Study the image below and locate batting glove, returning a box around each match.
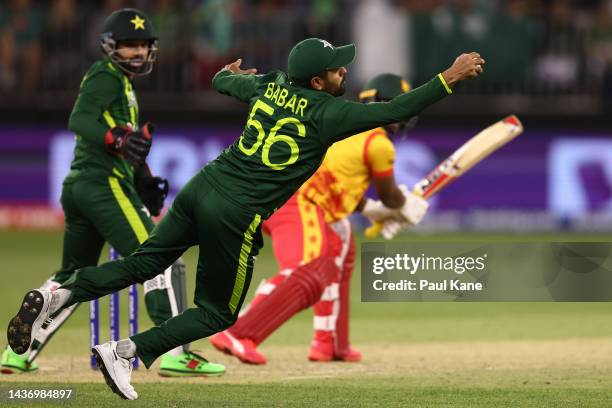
[360,198,398,222]
[397,184,429,225]
[381,218,407,240]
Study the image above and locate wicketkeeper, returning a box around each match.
[1,8,224,377]
[7,36,484,399]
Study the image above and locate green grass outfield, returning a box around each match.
[1,230,611,407]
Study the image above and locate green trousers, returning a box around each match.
[56,176,178,326]
[61,172,263,368]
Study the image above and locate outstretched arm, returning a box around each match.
[321,52,485,144]
[212,58,259,102]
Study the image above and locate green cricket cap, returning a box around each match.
[288,38,356,82]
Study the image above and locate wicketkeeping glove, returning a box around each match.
[134,163,169,217]
[104,122,155,166]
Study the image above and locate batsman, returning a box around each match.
[7,36,484,399]
[1,8,224,377]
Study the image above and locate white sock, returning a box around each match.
[166,346,183,357]
[49,288,71,314]
[116,338,137,359]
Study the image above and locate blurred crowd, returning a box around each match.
[0,0,350,93]
[3,0,612,97]
[401,0,612,93]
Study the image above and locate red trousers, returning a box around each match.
[244,194,355,356]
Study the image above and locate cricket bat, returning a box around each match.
[365,115,524,238]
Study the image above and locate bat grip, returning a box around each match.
[365,186,425,239]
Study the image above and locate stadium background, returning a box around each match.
[1,0,612,406]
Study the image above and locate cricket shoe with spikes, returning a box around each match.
[6,290,52,355]
[158,350,226,377]
[1,346,38,374]
[91,341,138,400]
[308,346,362,362]
[209,331,267,365]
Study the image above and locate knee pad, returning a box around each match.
[323,224,343,259]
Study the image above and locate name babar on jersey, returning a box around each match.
[263,83,308,117]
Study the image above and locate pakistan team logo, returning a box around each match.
[319,39,333,49]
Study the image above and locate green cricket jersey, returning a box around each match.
[204,69,451,218]
[64,58,140,184]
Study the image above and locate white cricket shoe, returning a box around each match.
[6,289,52,355]
[92,341,138,400]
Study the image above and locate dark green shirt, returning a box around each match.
[203,69,450,218]
[64,58,140,184]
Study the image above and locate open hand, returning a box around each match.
[224,58,257,75]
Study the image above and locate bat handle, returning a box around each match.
[365,222,383,238]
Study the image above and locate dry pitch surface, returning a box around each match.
[1,338,611,407]
[2,338,610,386]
